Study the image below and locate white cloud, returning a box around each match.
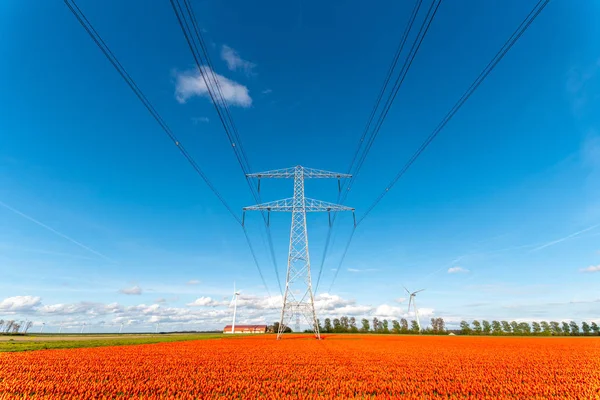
[347,268,379,273]
[221,45,256,74]
[155,298,167,304]
[0,296,41,312]
[39,302,123,316]
[448,266,469,274]
[174,67,252,107]
[395,297,407,303]
[191,117,209,124]
[187,279,201,285]
[119,286,142,295]
[262,89,272,94]
[581,264,600,273]
[186,296,221,307]
[374,304,407,318]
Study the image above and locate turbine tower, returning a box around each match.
[404,287,425,331]
[244,165,354,339]
[230,282,240,334]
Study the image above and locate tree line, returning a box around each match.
[0,319,33,335]
[299,316,448,334]
[279,316,600,336]
[459,320,600,336]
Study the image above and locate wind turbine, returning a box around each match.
[39,322,46,334]
[58,322,64,334]
[155,322,160,334]
[230,282,241,334]
[404,286,425,331]
[80,322,86,334]
[119,322,124,334]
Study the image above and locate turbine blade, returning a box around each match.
[414,289,425,294]
[407,296,412,313]
[403,285,411,295]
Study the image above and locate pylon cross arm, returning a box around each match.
[246,166,351,179]
[244,198,354,212]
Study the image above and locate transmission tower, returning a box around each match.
[244,165,354,339]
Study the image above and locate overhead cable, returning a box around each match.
[171,0,283,295]
[328,0,551,291]
[315,0,439,294]
[64,0,273,297]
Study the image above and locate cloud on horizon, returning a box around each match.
[186,296,222,307]
[118,286,142,295]
[448,266,469,274]
[174,67,252,107]
[0,296,41,313]
[347,268,379,273]
[581,264,600,273]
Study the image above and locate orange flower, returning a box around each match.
[1,335,599,399]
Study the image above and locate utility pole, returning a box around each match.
[244,166,354,339]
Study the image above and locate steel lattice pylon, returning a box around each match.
[244,165,354,339]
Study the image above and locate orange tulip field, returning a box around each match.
[1,335,599,399]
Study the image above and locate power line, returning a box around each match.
[314,0,439,294]
[342,0,426,190]
[170,0,283,295]
[358,0,550,225]
[344,0,442,201]
[328,0,551,291]
[64,0,273,297]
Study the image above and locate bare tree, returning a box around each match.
[24,321,33,334]
[340,316,349,332]
[372,317,379,333]
[5,320,15,334]
[431,318,438,333]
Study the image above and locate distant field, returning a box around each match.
[1,335,599,398]
[0,333,224,352]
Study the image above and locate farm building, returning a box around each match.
[223,325,267,334]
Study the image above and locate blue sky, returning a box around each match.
[1,0,599,332]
